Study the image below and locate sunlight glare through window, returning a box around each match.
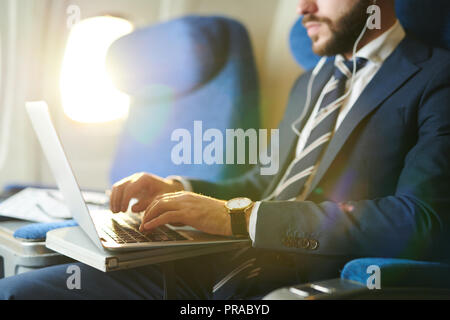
[60,16,133,123]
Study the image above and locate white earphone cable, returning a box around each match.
[263,9,372,202]
[291,15,370,139]
[291,56,327,137]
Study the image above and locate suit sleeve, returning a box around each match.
[253,63,450,260]
[187,165,273,201]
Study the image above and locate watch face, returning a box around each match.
[227,198,252,210]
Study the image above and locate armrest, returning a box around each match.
[264,258,450,300]
[13,220,78,242]
[342,258,450,289]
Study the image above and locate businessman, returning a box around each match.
[1,0,449,299]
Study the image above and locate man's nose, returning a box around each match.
[297,0,318,16]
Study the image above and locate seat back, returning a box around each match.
[107,16,260,184]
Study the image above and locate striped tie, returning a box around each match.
[274,57,368,201]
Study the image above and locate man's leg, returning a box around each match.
[0,249,309,300]
[212,249,302,300]
[0,255,217,300]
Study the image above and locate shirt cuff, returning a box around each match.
[249,201,261,242]
[166,176,193,192]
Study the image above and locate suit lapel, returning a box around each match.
[263,61,334,199]
[305,37,426,198]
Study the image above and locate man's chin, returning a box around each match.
[311,36,340,57]
[309,34,331,56]
[311,42,328,57]
[309,31,334,56]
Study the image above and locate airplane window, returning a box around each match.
[60,16,133,123]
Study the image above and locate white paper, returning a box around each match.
[0,188,109,223]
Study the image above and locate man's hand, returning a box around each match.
[110,173,184,213]
[139,192,232,237]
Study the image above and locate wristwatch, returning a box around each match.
[225,197,253,237]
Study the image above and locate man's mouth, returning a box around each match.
[304,22,322,37]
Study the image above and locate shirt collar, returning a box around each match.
[336,20,406,65]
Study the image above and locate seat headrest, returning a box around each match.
[107,15,228,97]
[290,0,450,69]
[395,0,450,50]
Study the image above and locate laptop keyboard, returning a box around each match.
[100,214,187,244]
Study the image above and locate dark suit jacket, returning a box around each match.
[188,35,450,262]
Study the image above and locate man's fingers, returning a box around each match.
[131,201,150,213]
[109,189,116,212]
[140,198,170,229]
[132,191,186,214]
[110,182,127,213]
[140,196,183,231]
[113,186,126,213]
[120,183,140,212]
[142,211,182,232]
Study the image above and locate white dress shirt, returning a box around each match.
[249,21,406,242]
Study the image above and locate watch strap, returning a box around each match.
[230,212,248,237]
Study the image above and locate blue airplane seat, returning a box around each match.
[288,0,450,294]
[107,15,260,185]
[395,0,450,50]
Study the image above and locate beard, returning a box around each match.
[304,0,371,56]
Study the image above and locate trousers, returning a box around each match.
[0,248,308,300]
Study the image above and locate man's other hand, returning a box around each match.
[139,192,232,237]
[109,173,184,213]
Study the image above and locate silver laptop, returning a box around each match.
[25,101,246,251]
